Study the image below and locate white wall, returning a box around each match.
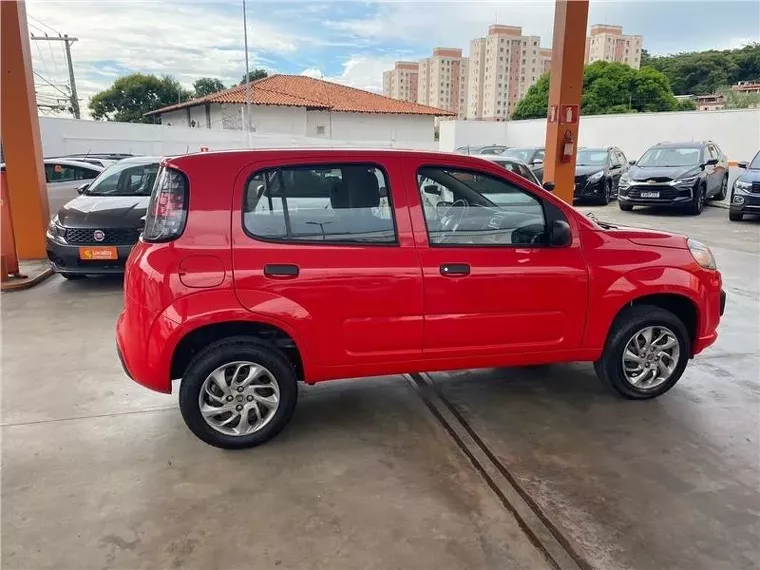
[38,116,437,158]
[157,104,435,146]
[440,109,760,161]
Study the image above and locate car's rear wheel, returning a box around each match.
[594,305,690,399]
[179,337,298,449]
[60,273,86,280]
[619,202,634,211]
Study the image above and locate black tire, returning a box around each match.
[179,336,298,449]
[686,184,705,215]
[712,175,728,201]
[729,211,744,222]
[619,202,634,212]
[60,273,86,280]
[594,305,690,400]
[599,179,610,205]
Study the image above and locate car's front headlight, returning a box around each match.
[588,171,604,183]
[47,216,66,240]
[734,179,752,194]
[673,174,699,186]
[688,238,717,270]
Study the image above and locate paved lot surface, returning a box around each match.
[2,204,758,569]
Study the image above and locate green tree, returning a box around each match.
[512,61,678,120]
[90,74,192,123]
[193,77,226,97]
[643,43,760,95]
[240,69,268,85]
[677,99,697,111]
[511,74,551,120]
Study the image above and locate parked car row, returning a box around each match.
[458,140,758,222]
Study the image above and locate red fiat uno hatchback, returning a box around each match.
[117,150,725,449]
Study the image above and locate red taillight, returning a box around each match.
[143,167,188,242]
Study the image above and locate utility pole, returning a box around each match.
[242,0,252,144]
[30,34,80,119]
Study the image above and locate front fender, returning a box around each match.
[139,289,312,393]
[584,265,705,352]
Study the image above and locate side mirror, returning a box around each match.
[423,184,442,196]
[76,183,89,194]
[532,159,544,166]
[628,160,636,166]
[705,158,719,166]
[550,219,572,247]
[542,181,555,192]
[738,161,748,169]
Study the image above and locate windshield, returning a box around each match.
[576,150,608,166]
[637,147,701,168]
[749,152,760,170]
[502,148,535,162]
[85,161,160,196]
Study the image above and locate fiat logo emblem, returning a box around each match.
[93,230,105,242]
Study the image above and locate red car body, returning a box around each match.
[117,149,723,396]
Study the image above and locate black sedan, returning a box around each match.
[573,147,629,205]
[501,147,545,181]
[730,151,760,221]
[46,156,160,279]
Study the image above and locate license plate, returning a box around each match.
[641,191,660,198]
[79,246,118,260]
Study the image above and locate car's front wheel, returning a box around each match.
[686,183,706,215]
[594,305,690,399]
[713,175,728,201]
[599,179,611,205]
[619,202,634,211]
[729,211,744,221]
[179,337,298,449]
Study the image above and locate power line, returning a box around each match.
[28,15,61,36]
[30,35,80,119]
[33,70,70,97]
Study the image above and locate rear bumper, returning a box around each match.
[116,307,177,394]
[46,237,134,274]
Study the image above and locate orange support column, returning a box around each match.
[543,0,589,204]
[1,0,50,259]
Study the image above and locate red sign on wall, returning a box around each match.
[560,104,579,125]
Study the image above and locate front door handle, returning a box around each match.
[264,264,299,278]
[440,263,470,277]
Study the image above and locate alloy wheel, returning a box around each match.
[621,326,681,390]
[198,361,280,436]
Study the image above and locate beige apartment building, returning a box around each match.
[382,61,419,102]
[585,25,643,69]
[466,25,545,121]
[417,48,468,118]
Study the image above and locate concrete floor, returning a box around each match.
[2,204,758,569]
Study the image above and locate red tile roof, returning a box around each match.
[146,74,454,117]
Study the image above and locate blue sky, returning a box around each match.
[27,0,760,114]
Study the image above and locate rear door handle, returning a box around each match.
[440,263,470,277]
[264,264,299,278]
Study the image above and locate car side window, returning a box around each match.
[609,151,621,167]
[243,164,396,244]
[616,151,628,165]
[707,145,719,161]
[417,166,547,247]
[78,166,99,180]
[534,149,545,163]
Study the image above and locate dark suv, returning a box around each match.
[618,141,729,215]
[729,151,760,221]
[573,147,629,205]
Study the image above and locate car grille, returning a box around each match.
[65,227,141,245]
[575,175,588,187]
[751,181,760,193]
[627,185,680,200]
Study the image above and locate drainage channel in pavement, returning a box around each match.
[406,372,593,570]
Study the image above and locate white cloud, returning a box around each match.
[302,55,396,93]
[27,0,302,114]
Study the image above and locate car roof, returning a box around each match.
[470,154,530,166]
[43,158,104,170]
[652,142,704,148]
[113,156,163,164]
